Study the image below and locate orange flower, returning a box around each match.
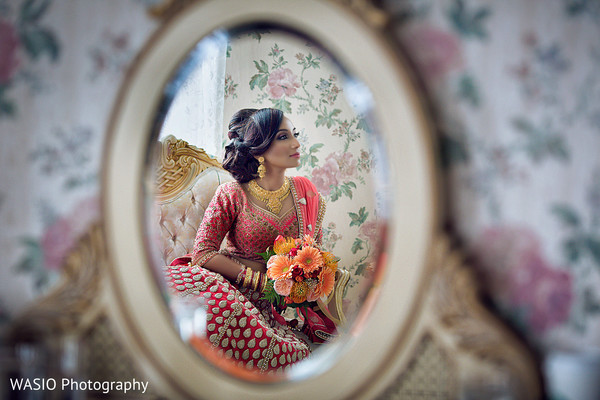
[314,268,336,298]
[289,281,309,303]
[322,251,339,272]
[274,278,294,296]
[293,246,323,273]
[302,234,316,247]
[273,236,296,255]
[267,255,293,280]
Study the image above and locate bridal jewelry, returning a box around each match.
[257,156,266,179]
[248,177,290,214]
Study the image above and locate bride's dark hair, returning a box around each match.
[222,107,284,183]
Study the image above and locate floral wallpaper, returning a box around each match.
[0,0,599,373]
[0,0,156,333]
[387,0,600,353]
[223,31,381,320]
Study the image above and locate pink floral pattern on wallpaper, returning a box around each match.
[42,197,100,271]
[311,151,358,200]
[474,226,573,335]
[267,68,301,98]
[400,24,463,82]
[16,196,100,289]
[0,19,20,85]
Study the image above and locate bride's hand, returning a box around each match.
[233,256,266,273]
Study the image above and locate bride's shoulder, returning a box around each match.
[215,180,244,196]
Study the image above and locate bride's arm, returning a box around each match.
[203,255,266,282]
[190,183,266,281]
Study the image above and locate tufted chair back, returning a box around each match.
[153,135,233,266]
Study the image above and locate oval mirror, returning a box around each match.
[148,24,387,379]
[103,0,437,398]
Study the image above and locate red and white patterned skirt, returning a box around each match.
[163,264,311,373]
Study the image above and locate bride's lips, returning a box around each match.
[290,152,300,158]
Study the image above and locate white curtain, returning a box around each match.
[159,32,227,160]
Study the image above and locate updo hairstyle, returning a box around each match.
[222,108,284,183]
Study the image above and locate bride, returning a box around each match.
[164,107,340,373]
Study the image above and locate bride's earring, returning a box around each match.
[257,156,266,179]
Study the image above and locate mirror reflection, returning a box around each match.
[146,26,388,378]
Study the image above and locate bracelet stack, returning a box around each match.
[236,266,267,293]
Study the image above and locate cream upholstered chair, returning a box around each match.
[153,135,233,266]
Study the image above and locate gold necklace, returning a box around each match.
[248,178,290,214]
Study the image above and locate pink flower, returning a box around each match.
[473,226,573,334]
[509,249,573,333]
[311,158,340,195]
[311,152,357,195]
[41,196,100,271]
[401,24,462,81]
[333,152,357,181]
[358,220,380,242]
[274,279,294,296]
[0,19,20,85]
[41,217,74,271]
[267,68,300,98]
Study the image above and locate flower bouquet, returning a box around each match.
[260,235,339,308]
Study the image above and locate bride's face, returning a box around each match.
[261,117,301,172]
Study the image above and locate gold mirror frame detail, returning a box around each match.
[8,0,542,399]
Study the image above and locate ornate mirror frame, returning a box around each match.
[104,1,436,398]
[8,0,541,399]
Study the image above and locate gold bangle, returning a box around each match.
[235,266,245,285]
[252,271,261,291]
[260,274,268,293]
[243,267,253,288]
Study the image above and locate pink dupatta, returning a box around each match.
[292,176,320,238]
[292,176,338,343]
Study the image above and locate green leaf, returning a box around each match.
[356,117,370,132]
[329,186,341,202]
[0,96,16,117]
[20,27,60,61]
[584,237,600,267]
[512,117,570,163]
[458,74,481,107]
[563,238,581,263]
[355,262,368,276]
[254,60,269,74]
[440,134,469,168]
[341,183,354,199]
[309,155,318,168]
[303,53,321,69]
[583,288,600,314]
[348,207,369,227]
[448,0,491,40]
[309,143,324,153]
[20,0,51,24]
[270,98,292,114]
[257,247,275,262]
[15,238,43,273]
[551,204,580,228]
[261,279,285,307]
[351,238,364,254]
[249,73,268,91]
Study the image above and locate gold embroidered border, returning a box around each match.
[288,177,304,239]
